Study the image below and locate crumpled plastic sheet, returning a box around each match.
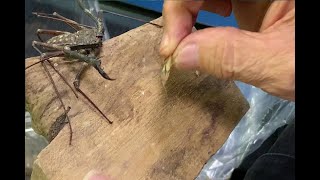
[83,0,110,40]
[196,81,295,180]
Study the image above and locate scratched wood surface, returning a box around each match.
[26,18,249,180]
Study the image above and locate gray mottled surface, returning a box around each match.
[25,112,48,178]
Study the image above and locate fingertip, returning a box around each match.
[84,170,110,180]
[160,1,201,58]
[159,26,195,58]
[159,33,171,57]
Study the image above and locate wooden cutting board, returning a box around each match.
[26,17,249,180]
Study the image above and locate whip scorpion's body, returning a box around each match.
[27,0,114,144]
[27,0,163,144]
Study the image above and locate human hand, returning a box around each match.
[159,0,295,101]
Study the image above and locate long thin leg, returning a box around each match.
[46,59,79,99]
[32,43,73,145]
[26,50,64,69]
[30,41,114,81]
[32,41,100,54]
[26,41,101,70]
[25,50,78,98]
[32,41,113,123]
[36,29,69,42]
[32,40,64,52]
[73,63,113,124]
[53,12,87,31]
[32,12,94,30]
[102,10,163,28]
[41,61,73,145]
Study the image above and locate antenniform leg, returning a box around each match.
[36,29,69,42]
[32,12,91,30]
[32,41,73,145]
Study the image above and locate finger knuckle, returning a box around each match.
[210,27,239,79]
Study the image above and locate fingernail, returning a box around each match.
[175,44,199,70]
[159,33,170,55]
[84,170,109,180]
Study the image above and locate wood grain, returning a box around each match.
[26,17,249,180]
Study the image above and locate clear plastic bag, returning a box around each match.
[197,81,295,180]
[78,0,110,40]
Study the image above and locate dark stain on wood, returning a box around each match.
[108,93,134,122]
[48,110,70,142]
[150,148,186,179]
[200,109,219,146]
[205,101,225,121]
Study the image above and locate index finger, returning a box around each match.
[159,0,232,57]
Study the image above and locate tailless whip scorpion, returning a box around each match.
[26,0,163,145]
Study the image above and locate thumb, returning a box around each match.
[172,25,294,100]
[173,27,266,83]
